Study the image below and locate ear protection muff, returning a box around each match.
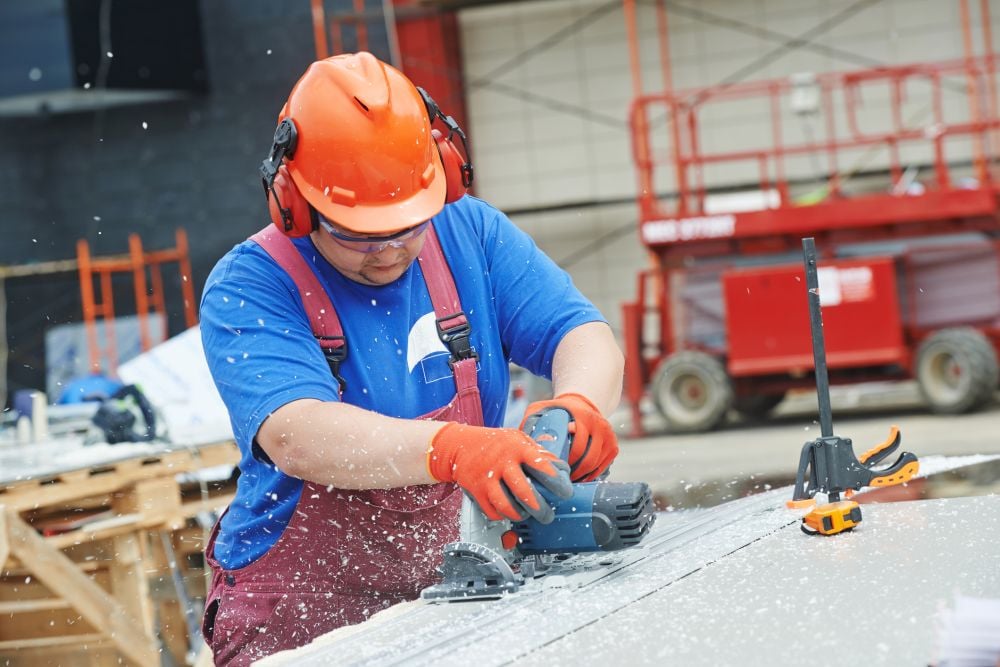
[433,129,472,205]
[260,119,315,238]
[260,89,474,238]
[417,87,475,203]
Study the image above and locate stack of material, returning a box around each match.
[934,596,1000,667]
[0,439,238,666]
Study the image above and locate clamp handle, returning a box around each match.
[866,453,920,487]
[858,425,901,465]
[857,426,919,487]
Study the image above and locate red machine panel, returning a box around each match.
[722,257,906,377]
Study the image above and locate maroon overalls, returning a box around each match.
[202,226,483,666]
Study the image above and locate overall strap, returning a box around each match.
[417,225,478,369]
[249,224,478,401]
[250,227,347,396]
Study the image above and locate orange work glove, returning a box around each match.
[427,423,573,523]
[519,393,619,482]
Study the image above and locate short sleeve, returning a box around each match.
[199,244,341,449]
[476,202,605,378]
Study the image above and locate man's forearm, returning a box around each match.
[549,321,624,414]
[256,398,446,489]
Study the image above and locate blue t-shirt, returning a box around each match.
[200,196,604,568]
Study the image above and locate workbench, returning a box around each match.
[0,437,239,666]
[260,455,1000,667]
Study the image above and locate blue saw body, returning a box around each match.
[514,408,654,555]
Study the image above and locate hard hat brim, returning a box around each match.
[289,152,448,236]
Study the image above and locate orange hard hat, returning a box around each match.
[280,52,446,235]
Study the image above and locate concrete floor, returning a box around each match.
[607,381,1000,509]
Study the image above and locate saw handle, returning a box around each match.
[521,407,573,463]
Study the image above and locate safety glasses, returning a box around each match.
[317,215,430,254]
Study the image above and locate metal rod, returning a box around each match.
[981,0,1000,175]
[959,0,988,183]
[382,0,401,69]
[802,237,833,438]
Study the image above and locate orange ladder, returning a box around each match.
[76,228,197,374]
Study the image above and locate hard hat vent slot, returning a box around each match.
[354,97,370,113]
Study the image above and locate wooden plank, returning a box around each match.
[3,508,158,667]
[0,510,8,568]
[158,597,191,666]
[0,633,119,667]
[44,513,148,550]
[110,479,178,638]
[1,476,124,513]
[113,477,181,516]
[0,645,119,667]
[0,442,237,665]
[0,598,71,613]
[2,559,102,578]
[110,532,155,638]
[0,607,100,643]
[0,479,39,496]
[174,492,235,521]
[188,441,242,467]
[0,442,239,513]
[0,632,105,650]
[55,470,92,485]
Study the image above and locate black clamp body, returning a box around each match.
[791,428,918,502]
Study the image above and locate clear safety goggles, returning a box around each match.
[317,215,430,254]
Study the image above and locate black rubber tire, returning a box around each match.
[732,393,785,421]
[915,327,999,414]
[651,351,733,433]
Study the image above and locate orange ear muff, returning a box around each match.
[433,129,470,204]
[267,165,315,237]
[418,87,474,205]
[261,119,315,237]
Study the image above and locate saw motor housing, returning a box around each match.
[513,478,654,555]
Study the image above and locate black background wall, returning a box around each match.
[0,2,341,407]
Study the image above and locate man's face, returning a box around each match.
[311,215,429,286]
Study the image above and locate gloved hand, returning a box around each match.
[427,423,573,523]
[519,393,619,482]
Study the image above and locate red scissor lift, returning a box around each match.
[621,0,1000,435]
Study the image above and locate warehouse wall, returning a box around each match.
[1,0,996,405]
[458,0,1000,333]
[0,2,323,404]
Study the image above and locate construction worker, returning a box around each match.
[199,51,622,666]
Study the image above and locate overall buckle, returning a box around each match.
[436,313,478,369]
[318,335,348,394]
